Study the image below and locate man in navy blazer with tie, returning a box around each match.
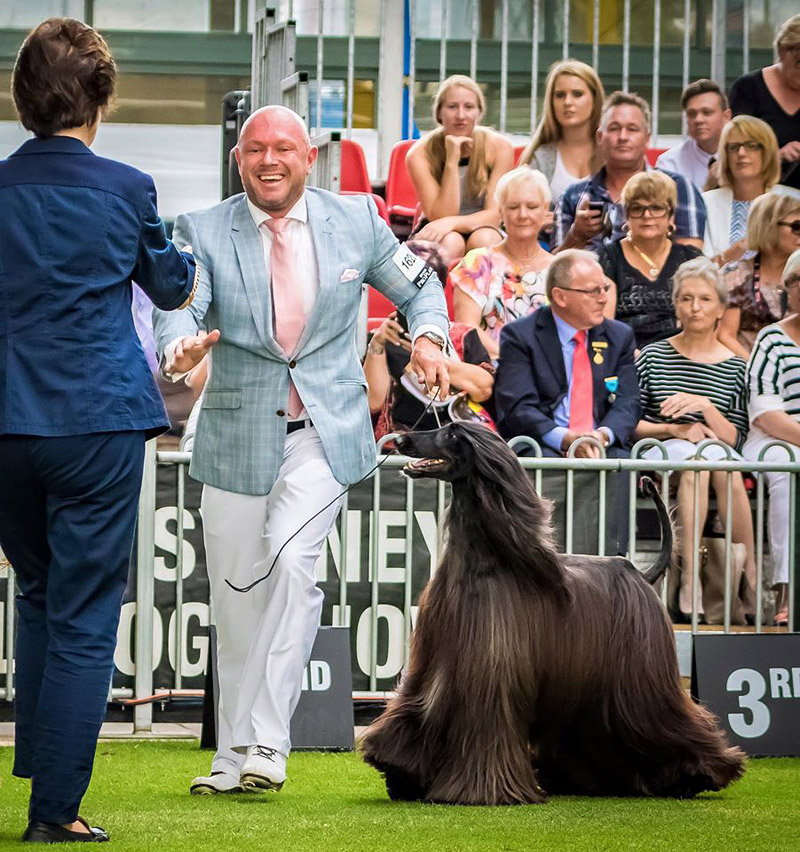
[494,250,640,550]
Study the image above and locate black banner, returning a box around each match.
[692,634,800,756]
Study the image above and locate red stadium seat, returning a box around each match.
[341,190,391,225]
[646,147,668,166]
[367,288,396,322]
[367,255,456,327]
[340,139,372,193]
[385,139,418,223]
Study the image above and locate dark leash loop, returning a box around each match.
[224,383,443,593]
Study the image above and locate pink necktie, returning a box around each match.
[569,330,594,432]
[263,217,305,418]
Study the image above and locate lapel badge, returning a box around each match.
[591,341,608,365]
[604,375,619,403]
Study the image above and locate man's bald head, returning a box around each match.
[239,105,311,149]
[234,105,317,217]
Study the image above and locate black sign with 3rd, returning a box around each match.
[692,634,800,756]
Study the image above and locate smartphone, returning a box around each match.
[587,200,605,215]
[396,312,412,339]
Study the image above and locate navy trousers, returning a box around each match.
[0,432,145,825]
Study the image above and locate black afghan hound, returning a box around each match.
[360,422,745,806]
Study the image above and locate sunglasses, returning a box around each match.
[725,140,763,154]
[779,219,800,236]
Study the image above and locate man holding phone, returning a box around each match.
[553,91,705,253]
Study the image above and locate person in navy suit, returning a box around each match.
[0,19,196,844]
[494,249,640,551]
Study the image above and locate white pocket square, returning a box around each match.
[339,268,362,282]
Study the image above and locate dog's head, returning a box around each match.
[396,422,524,485]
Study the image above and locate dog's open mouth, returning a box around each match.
[403,457,449,478]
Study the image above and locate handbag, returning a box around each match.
[700,536,747,626]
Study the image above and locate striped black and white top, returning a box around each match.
[746,323,800,422]
[636,339,749,451]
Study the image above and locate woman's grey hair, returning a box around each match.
[494,166,552,208]
[672,256,728,305]
[784,248,800,285]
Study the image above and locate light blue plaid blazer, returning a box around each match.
[153,188,449,495]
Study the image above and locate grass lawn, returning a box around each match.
[0,742,798,851]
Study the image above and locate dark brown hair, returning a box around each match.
[12,18,116,138]
[680,78,728,112]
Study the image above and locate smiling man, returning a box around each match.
[656,80,732,193]
[152,105,449,797]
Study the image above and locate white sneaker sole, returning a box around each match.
[240,773,285,792]
[190,781,253,795]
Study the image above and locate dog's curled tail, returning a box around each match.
[640,476,673,586]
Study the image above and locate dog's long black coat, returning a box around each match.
[360,423,745,805]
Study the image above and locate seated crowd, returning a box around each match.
[364,18,800,628]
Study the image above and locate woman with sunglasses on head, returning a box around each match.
[702,116,780,265]
[407,74,514,263]
[718,188,800,360]
[743,249,800,628]
[596,171,701,350]
[728,14,800,190]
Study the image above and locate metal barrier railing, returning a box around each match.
[308,130,342,193]
[1,436,797,729]
[282,70,310,126]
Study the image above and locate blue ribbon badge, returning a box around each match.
[604,376,619,403]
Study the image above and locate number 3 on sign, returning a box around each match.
[726,668,770,738]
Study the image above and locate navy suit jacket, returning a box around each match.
[495,306,641,450]
[0,136,196,437]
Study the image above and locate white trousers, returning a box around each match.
[743,427,798,587]
[200,427,344,775]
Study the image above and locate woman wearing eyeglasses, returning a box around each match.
[596,171,701,349]
[743,249,800,627]
[718,188,800,360]
[635,257,756,624]
[728,15,800,190]
[702,116,780,265]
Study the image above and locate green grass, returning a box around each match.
[0,742,798,851]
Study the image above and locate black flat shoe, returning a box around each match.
[22,817,109,843]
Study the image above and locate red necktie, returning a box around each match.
[263,217,305,418]
[569,330,593,431]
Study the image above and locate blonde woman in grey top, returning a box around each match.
[519,59,605,204]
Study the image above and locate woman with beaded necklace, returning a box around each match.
[597,171,701,349]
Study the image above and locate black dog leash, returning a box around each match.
[225,383,443,594]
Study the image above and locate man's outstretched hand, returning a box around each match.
[170,329,221,374]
